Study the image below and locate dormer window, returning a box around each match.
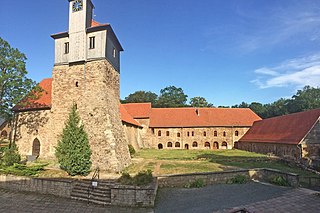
[64,42,69,54]
[89,36,95,49]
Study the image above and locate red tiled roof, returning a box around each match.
[122,103,152,118]
[149,108,261,128]
[13,78,52,111]
[91,20,102,27]
[120,105,142,127]
[239,109,320,145]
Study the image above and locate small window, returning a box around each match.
[113,48,116,58]
[235,130,239,137]
[204,131,207,137]
[75,81,79,87]
[177,133,181,137]
[192,142,198,147]
[205,142,210,148]
[192,131,194,136]
[64,42,69,54]
[214,131,217,137]
[158,144,163,149]
[158,130,161,137]
[175,142,180,147]
[223,131,226,137]
[166,131,170,136]
[167,142,173,148]
[89,36,95,49]
[187,132,190,137]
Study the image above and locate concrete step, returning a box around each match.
[71,196,111,205]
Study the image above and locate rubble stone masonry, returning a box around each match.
[51,59,131,172]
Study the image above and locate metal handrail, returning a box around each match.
[87,167,100,204]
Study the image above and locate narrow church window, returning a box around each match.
[204,131,207,137]
[166,131,169,136]
[158,130,161,137]
[192,142,198,147]
[167,142,172,148]
[89,36,95,49]
[235,130,239,136]
[223,131,226,137]
[214,131,217,137]
[175,142,180,147]
[76,81,79,87]
[177,133,181,137]
[187,132,190,137]
[192,131,194,136]
[64,42,69,54]
[113,48,116,58]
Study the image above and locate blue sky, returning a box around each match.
[1,0,320,106]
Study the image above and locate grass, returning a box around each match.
[125,149,318,178]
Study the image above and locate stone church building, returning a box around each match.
[5,0,262,172]
[238,109,320,169]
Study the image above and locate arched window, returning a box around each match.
[177,133,181,137]
[192,141,198,147]
[222,141,228,149]
[32,138,41,157]
[185,144,189,150]
[175,142,180,147]
[235,130,239,136]
[213,142,219,149]
[192,131,194,136]
[223,131,226,137]
[214,131,217,137]
[158,143,163,149]
[167,142,173,148]
[166,131,170,136]
[203,131,207,137]
[158,130,161,136]
[205,142,210,148]
[187,132,190,137]
[1,130,8,139]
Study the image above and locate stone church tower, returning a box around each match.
[50,0,131,172]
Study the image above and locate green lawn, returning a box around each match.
[125,149,318,178]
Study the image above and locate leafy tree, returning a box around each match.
[190,96,214,107]
[249,102,266,118]
[55,104,92,176]
[157,86,188,107]
[232,102,250,108]
[0,37,36,119]
[123,91,158,105]
[1,143,21,166]
[286,86,320,113]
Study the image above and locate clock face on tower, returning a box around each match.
[72,0,83,12]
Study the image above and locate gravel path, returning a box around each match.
[154,182,291,213]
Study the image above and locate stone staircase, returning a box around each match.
[71,179,115,205]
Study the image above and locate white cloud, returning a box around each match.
[252,54,320,89]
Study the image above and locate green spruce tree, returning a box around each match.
[55,104,92,176]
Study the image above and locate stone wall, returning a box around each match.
[13,110,55,159]
[301,120,320,169]
[158,168,299,188]
[111,179,158,207]
[149,126,250,150]
[0,120,12,142]
[0,175,73,198]
[238,142,300,160]
[122,123,143,150]
[51,59,131,172]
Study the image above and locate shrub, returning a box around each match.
[228,175,248,184]
[269,175,290,186]
[185,179,205,188]
[0,163,46,177]
[55,104,92,176]
[128,144,136,157]
[118,170,153,186]
[1,144,21,166]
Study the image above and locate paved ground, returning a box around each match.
[0,189,153,213]
[0,182,319,212]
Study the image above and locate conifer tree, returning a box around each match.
[55,104,92,176]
